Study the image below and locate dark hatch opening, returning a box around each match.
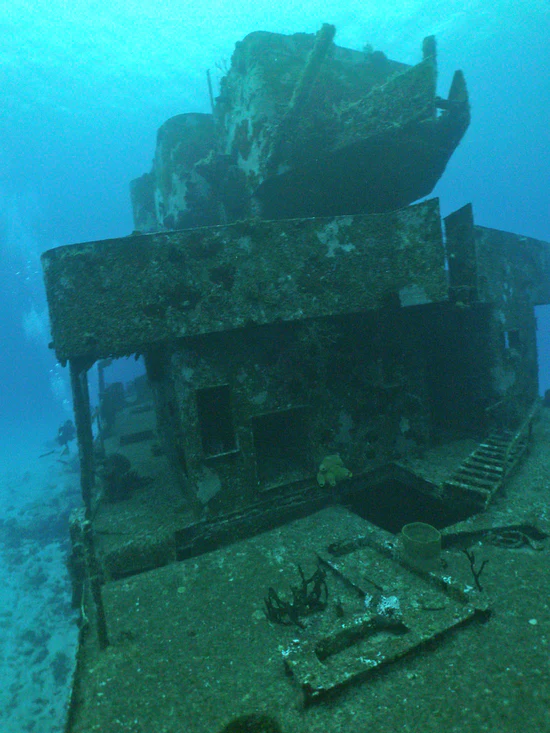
[341,476,473,534]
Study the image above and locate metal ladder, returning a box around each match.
[442,400,540,510]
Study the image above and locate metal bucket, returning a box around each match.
[401,521,441,571]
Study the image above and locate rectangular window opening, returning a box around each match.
[503,329,521,351]
[196,385,237,457]
[252,406,311,488]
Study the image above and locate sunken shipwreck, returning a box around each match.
[41,25,550,733]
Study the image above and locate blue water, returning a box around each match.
[0,1,549,730]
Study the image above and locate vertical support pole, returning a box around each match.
[95,360,110,459]
[97,359,106,398]
[206,68,215,114]
[70,358,95,516]
[69,357,109,648]
[83,518,110,649]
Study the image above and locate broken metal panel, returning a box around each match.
[444,203,478,303]
[444,208,550,423]
[474,225,550,309]
[41,198,447,363]
[474,225,550,411]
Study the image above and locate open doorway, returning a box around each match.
[92,356,149,441]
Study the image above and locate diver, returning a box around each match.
[57,419,76,454]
